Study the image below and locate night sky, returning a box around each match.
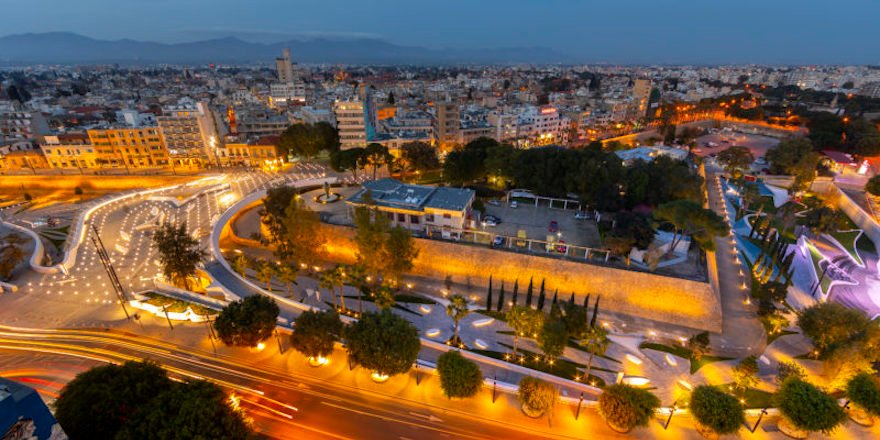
[5,0,880,64]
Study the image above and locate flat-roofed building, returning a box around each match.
[347,178,476,233]
[39,133,98,171]
[87,127,170,169]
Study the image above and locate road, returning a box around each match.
[0,325,629,440]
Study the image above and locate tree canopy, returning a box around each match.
[847,372,880,416]
[775,378,846,433]
[598,384,661,432]
[866,175,880,196]
[436,350,483,399]
[290,309,343,359]
[654,199,729,252]
[55,361,251,440]
[689,385,744,435]
[345,309,420,376]
[797,301,870,354]
[214,295,280,347]
[152,221,205,290]
[517,376,558,415]
[278,122,339,158]
[716,146,755,178]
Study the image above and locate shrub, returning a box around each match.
[517,376,558,416]
[689,385,745,435]
[797,302,869,354]
[775,378,845,433]
[847,372,880,416]
[436,350,482,399]
[776,360,806,385]
[598,384,661,432]
[74,186,83,195]
[214,295,279,347]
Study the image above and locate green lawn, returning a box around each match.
[639,342,733,374]
[830,230,864,266]
[717,383,775,409]
[805,241,831,294]
[142,292,217,315]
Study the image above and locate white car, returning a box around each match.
[487,199,501,206]
[510,201,518,209]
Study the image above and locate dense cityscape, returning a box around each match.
[2,4,880,440]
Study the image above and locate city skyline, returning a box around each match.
[3,0,880,64]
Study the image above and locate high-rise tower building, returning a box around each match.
[276,48,295,84]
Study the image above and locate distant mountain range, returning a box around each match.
[0,32,575,65]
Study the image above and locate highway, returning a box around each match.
[0,325,593,440]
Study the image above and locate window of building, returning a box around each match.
[443,213,452,219]
[425,214,434,223]
[397,213,406,222]
[410,215,420,224]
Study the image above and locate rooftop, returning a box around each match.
[348,178,474,212]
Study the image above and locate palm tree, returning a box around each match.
[319,270,338,310]
[581,325,610,383]
[256,259,275,292]
[329,265,346,311]
[231,253,250,278]
[373,284,396,311]
[446,295,471,345]
[345,264,367,314]
[277,263,298,296]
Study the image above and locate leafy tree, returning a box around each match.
[775,378,846,434]
[803,207,847,235]
[597,384,661,433]
[847,372,880,416]
[382,226,419,285]
[560,302,588,339]
[797,301,869,354]
[214,295,280,347]
[117,380,251,440]
[231,253,250,278]
[260,186,299,241]
[55,361,171,440]
[352,193,389,278]
[276,262,299,295]
[400,142,439,180]
[436,350,483,399]
[330,147,366,179]
[732,355,759,392]
[865,175,880,196]
[581,325,609,382]
[790,152,820,193]
[345,310,420,376]
[654,200,729,253]
[766,137,814,175]
[0,233,26,281]
[279,197,326,267]
[689,385,745,436]
[505,305,544,355]
[373,283,397,311]
[610,211,655,249]
[446,294,471,345]
[290,309,343,359]
[517,376,558,416]
[152,221,205,290]
[688,331,711,361]
[776,360,806,385]
[538,315,568,361]
[364,143,393,180]
[279,123,337,158]
[484,143,518,187]
[716,146,755,178]
[255,258,276,291]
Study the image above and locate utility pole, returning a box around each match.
[91,225,130,320]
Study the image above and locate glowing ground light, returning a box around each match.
[308,356,329,367]
[371,372,389,383]
[256,342,266,352]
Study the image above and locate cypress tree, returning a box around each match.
[590,295,601,328]
[525,276,534,308]
[583,293,590,310]
[569,292,575,306]
[551,288,558,306]
[486,275,494,311]
[536,279,547,311]
[511,279,519,307]
[496,281,506,312]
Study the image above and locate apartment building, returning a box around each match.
[39,133,98,170]
[87,127,170,169]
[334,99,367,149]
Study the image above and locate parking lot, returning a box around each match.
[480,200,602,249]
[693,131,780,165]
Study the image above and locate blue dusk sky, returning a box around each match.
[4,0,880,64]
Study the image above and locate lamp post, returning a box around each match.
[749,408,769,433]
[663,401,678,430]
[492,375,497,403]
[575,392,584,420]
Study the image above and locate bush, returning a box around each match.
[289,309,342,359]
[775,378,845,433]
[866,175,880,196]
[689,385,745,435]
[345,310,420,377]
[517,376,558,416]
[74,186,83,195]
[797,301,869,354]
[847,372,880,416]
[776,360,806,385]
[436,350,483,399]
[214,295,280,347]
[598,384,661,432]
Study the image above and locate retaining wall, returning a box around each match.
[319,224,722,332]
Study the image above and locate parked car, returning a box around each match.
[574,211,590,220]
[483,215,501,227]
[487,199,501,206]
[492,235,505,247]
[555,240,568,254]
[548,220,559,233]
[510,201,518,209]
